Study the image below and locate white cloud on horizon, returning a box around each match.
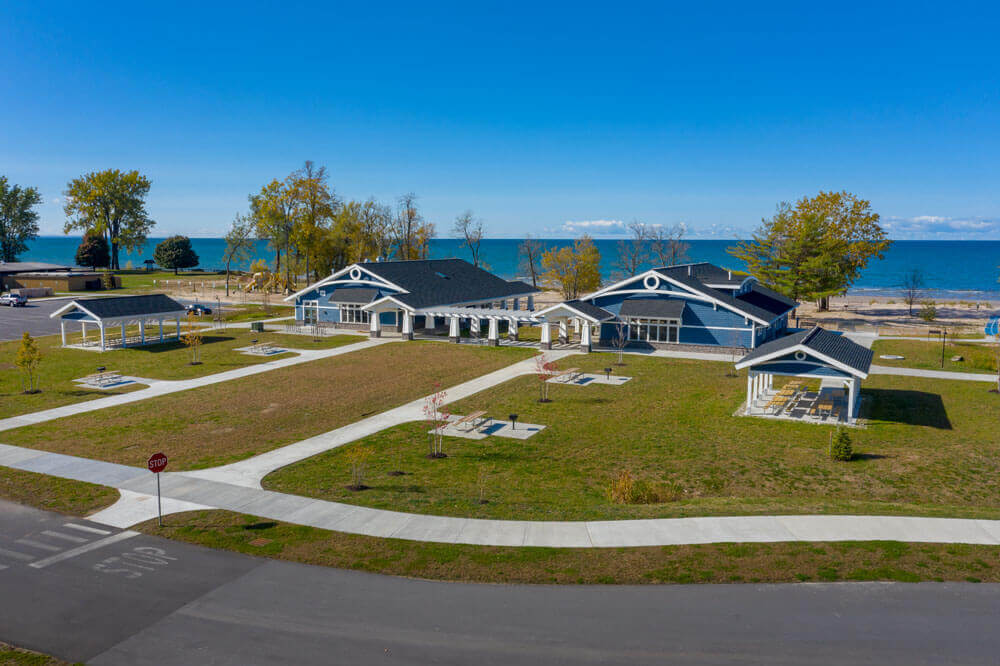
[883,215,1000,238]
[558,219,628,236]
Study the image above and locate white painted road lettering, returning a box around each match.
[94,545,177,578]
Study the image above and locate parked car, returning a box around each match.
[186,302,213,316]
[0,292,27,307]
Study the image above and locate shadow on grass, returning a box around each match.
[125,335,237,353]
[242,521,278,530]
[865,388,953,429]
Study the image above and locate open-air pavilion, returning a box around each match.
[734,326,873,425]
[533,300,616,352]
[51,294,189,351]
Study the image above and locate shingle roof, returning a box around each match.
[735,284,798,318]
[737,326,873,376]
[360,259,539,309]
[0,262,76,274]
[660,271,779,324]
[619,297,686,319]
[657,263,744,287]
[326,287,377,304]
[71,294,187,319]
[560,300,615,321]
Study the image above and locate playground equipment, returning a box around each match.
[242,270,296,295]
[986,315,999,340]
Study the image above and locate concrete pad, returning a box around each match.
[548,373,631,387]
[0,444,46,467]
[522,521,593,547]
[456,519,531,546]
[88,489,213,528]
[435,418,545,441]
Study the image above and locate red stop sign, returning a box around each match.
[147,452,168,474]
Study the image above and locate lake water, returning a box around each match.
[18,236,1000,298]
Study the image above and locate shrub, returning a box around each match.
[830,428,853,461]
[606,469,636,504]
[606,471,683,504]
[918,300,937,322]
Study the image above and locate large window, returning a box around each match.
[338,303,370,324]
[626,318,678,343]
[303,301,318,325]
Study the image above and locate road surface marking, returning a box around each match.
[41,530,88,544]
[29,531,139,569]
[64,523,111,536]
[16,538,61,552]
[0,547,36,562]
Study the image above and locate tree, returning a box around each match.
[901,268,925,317]
[829,428,853,461]
[535,355,559,402]
[919,300,937,323]
[541,235,602,299]
[728,191,890,309]
[453,210,486,267]
[74,230,111,270]
[392,193,435,259]
[249,178,296,285]
[650,223,689,267]
[222,214,256,296]
[614,220,648,279]
[288,161,339,283]
[518,236,544,288]
[14,332,42,393]
[423,385,449,458]
[154,236,199,274]
[345,446,374,491]
[612,320,629,365]
[0,176,42,262]
[63,169,155,270]
[181,313,203,364]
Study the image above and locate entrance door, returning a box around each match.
[303,300,318,325]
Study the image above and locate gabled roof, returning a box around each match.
[619,297,685,319]
[735,284,798,318]
[358,259,539,309]
[325,287,377,304]
[659,271,779,325]
[735,326,873,378]
[51,294,187,320]
[535,300,615,323]
[657,263,745,288]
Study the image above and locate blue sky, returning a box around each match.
[2,1,999,239]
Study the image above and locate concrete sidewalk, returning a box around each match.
[870,365,997,382]
[0,338,394,432]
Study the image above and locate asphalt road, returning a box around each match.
[0,298,72,341]
[2,500,1000,665]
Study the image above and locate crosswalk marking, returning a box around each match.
[16,538,60,552]
[64,523,111,536]
[29,531,139,569]
[41,530,88,544]
[0,547,35,562]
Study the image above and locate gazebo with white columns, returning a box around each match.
[50,294,188,352]
[533,300,616,352]
[734,326,873,424]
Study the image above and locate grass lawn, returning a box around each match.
[265,353,1000,521]
[221,304,294,322]
[114,269,221,290]
[137,510,1000,584]
[0,331,358,419]
[3,342,535,470]
[872,339,999,375]
[0,467,118,516]
[0,642,76,666]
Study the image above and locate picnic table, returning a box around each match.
[80,370,123,387]
[248,341,275,353]
[552,367,582,383]
[766,394,791,414]
[451,410,490,433]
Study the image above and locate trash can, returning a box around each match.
[251,322,264,333]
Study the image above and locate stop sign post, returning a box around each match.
[147,452,168,526]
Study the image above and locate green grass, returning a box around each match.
[872,339,999,375]
[114,269,221,290]
[3,341,535,470]
[0,467,119,516]
[265,353,1000,521]
[136,510,1000,585]
[0,331,358,419]
[0,642,77,666]
[221,304,294,322]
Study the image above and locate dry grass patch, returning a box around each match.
[137,510,1000,585]
[0,467,118,516]
[3,342,534,470]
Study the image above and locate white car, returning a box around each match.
[0,293,27,307]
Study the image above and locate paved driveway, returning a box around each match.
[0,298,74,341]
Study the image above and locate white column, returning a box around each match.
[401,310,413,340]
[81,322,87,342]
[369,311,382,338]
[423,315,437,334]
[470,317,480,338]
[508,319,519,341]
[487,318,500,346]
[580,322,592,352]
[848,378,858,420]
[99,323,106,352]
[159,318,164,342]
[121,321,127,348]
[573,318,581,334]
[558,319,568,344]
[139,320,145,344]
[449,315,461,342]
[540,322,552,350]
[60,320,66,346]
[176,317,181,339]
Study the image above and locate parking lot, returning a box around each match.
[0,298,73,341]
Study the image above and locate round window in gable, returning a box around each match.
[643,274,661,290]
[349,267,362,281]
[794,350,807,361]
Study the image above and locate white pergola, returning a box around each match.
[50,297,188,352]
[533,301,615,352]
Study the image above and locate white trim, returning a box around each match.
[533,302,612,324]
[49,301,101,320]
[363,294,415,313]
[735,345,868,379]
[284,263,408,302]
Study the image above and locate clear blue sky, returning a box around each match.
[2,1,998,239]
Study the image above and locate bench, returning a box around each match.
[80,371,123,387]
[552,367,582,383]
[248,342,275,354]
[451,410,489,433]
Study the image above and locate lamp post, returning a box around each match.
[940,328,947,368]
[509,413,518,431]
[604,367,612,381]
